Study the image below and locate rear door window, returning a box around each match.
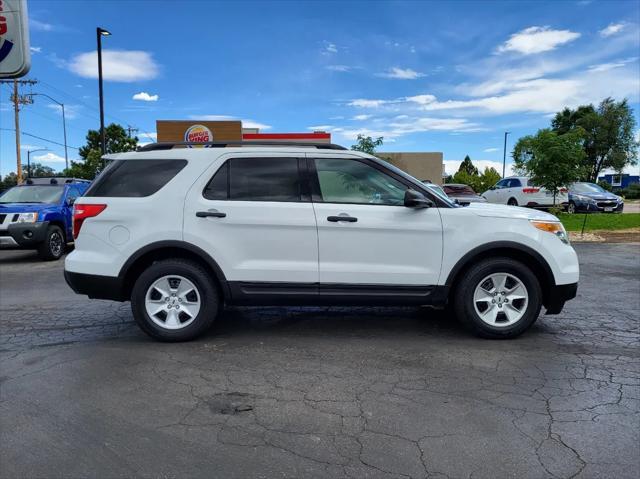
[85,160,187,197]
[203,157,302,202]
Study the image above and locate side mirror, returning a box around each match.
[67,197,76,206]
[489,186,496,190]
[404,189,433,209]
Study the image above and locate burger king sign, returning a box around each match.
[0,0,30,78]
[184,124,213,147]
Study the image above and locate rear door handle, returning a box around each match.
[196,210,226,218]
[327,215,357,223]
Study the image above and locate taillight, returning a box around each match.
[73,203,107,239]
[559,188,568,194]
[522,187,540,194]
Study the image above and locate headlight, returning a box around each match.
[530,220,570,244]
[574,194,594,203]
[16,212,38,223]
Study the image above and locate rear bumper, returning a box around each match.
[544,282,578,315]
[64,270,127,301]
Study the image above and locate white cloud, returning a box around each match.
[33,152,66,163]
[322,41,338,55]
[406,94,437,105]
[326,65,351,72]
[307,125,333,131]
[600,23,626,37]
[30,46,42,54]
[497,26,581,55]
[191,115,271,130]
[588,57,637,72]
[352,114,372,121]
[348,98,392,108]
[132,91,159,102]
[377,67,425,79]
[20,144,43,151]
[483,147,499,153]
[46,103,81,119]
[68,50,159,82]
[30,19,54,32]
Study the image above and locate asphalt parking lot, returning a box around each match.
[1,243,639,479]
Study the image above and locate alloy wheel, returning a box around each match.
[50,232,63,257]
[473,273,528,327]
[145,275,201,330]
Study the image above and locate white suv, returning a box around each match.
[64,142,579,341]
[482,176,569,209]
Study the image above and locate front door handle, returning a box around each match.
[327,215,357,223]
[196,210,226,218]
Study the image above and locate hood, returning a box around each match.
[0,202,58,214]
[570,191,619,200]
[464,202,558,221]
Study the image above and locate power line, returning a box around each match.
[0,128,80,150]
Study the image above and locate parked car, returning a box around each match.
[482,176,569,209]
[0,178,90,260]
[443,184,487,205]
[568,182,624,214]
[64,142,578,341]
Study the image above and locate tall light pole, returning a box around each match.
[28,93,69,171]
[26,148,48,179]
[502,131,510,178]
[97,27,111,157]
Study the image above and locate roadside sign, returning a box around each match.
[0,0,31,78]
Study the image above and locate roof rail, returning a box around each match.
[136,141,348,152]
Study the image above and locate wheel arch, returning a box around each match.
[119,241,231,302]
[444,241,555,303]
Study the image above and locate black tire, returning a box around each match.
[507,198,518,206]
[567,201,576,214]
[131,259,219,342]
[37,225,65,261]
[452,257,542,339]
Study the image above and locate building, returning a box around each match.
[597,173,639,190]
[155,120,444,183]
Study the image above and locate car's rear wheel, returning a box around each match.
[38,225,65,261]
[567,201,577,214]
[507,198,518,206]
[453,258,542,338]
[131,259,219,341]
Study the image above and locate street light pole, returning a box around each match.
[26,148,48,179]
[27,93,69,171]
[97,27,111,158]
[502,131,510,178]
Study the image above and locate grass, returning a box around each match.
[558,213,640,231]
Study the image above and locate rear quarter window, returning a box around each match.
[85,159,187,197]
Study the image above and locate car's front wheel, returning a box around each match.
[38,225,65,260]
[567,201,577,214]
[131,259,219,341]
[453,258,542,338]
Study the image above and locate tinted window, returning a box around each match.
[444,185,475,195]
[508,179,522,188]
[203,162,229,200]
[85,160,187,197]
[226,158,300,202]
[495,179,509,188]
[66,186,82,201]
[314,158,407,205]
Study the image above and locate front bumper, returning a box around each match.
[544,282,578,315]
[64,269,127,301]
[0,221,50,249]
[572,200,623,213]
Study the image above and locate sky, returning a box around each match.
[1,0,639,178]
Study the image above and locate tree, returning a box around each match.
[450,166,501,194]
[25,162,56,178]
[513,129,585,205]
[551,98,638,182]
[65,123,138,179]
[458,155,479,176]
[351,134,383,154]
[0,172,18,191]
[478,167,501,193]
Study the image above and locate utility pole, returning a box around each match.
[126,125,138,138]
[1,79,38,184]
[26,93,69,170]
[502,131,510,178]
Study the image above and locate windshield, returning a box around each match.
[425,183,450,201]
[372,156,457,206]
[0,185,64,204]
[571,182,607,194]
[444,184,476,195]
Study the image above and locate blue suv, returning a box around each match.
[0,177,91,260]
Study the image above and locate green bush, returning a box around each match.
[620,183,640,199]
